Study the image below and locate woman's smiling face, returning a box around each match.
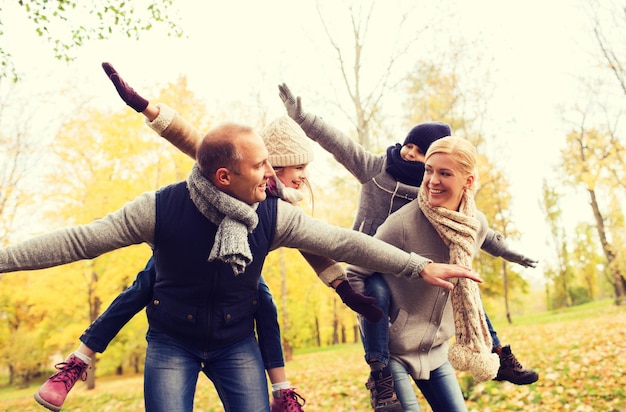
[423,152,474,211]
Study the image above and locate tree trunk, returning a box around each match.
[332,300,339,345]
[502,260,512,324]
[314,317,321,347]
[588,189,625,304]
[279,249,293,360]
[86,268,100,390]
[86,355,96,390]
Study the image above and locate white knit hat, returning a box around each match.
[261,116,314,167]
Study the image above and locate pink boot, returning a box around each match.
[270,388,306,412]
[34,354,89,411]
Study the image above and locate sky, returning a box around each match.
[2,0,617,287]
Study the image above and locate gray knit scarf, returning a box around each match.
[418,185,500,382]
[187,164,259,275]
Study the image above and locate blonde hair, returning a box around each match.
[425,136,479,192]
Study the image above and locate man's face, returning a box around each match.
[225,132,274,205]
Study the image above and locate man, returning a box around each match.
[0,122,481,411]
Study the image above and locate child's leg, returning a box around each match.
[35,257,156,411]
[255,276,286,376]
[484,309,501,350]
[361,273,391,367]
[361,274,402,411]
[79,256,156,352]
[255,276,305,411]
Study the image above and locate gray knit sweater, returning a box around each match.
[348,200,489,380]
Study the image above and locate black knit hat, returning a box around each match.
[403,122,451,152]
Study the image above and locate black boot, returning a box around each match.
[494,345,539,385]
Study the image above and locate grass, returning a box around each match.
[1,299,625,411]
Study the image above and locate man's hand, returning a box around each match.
[335,281,383,323]
[278,83,306,123]
[502,250,538,268]
[419,263,483,291]
[102,62,149,113]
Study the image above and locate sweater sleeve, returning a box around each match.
[145,103,202,160]
[481,228,508,257]
[0,192,156,273]
[271,201,429,281]
[345,207,431,293]
[298,114,386,183]
[299,251,346,286]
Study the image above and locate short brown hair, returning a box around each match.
[196,123,254,176]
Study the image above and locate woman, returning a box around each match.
[348,136,496,411]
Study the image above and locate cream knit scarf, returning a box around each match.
[187,164,259,275]
[418,186,500,382]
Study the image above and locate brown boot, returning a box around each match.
[493,345,539,385]
[365,366,403,411]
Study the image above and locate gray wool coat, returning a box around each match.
[348,200,490,380]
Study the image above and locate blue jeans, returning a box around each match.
[80,257,156,352]
[255,276,285,370]
[360,273,392,365]
[485,311,501,348]
[390,359,466,412]
[361,274,500,365]
[144,330,269,412]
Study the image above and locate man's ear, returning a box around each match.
[214,167,231,186]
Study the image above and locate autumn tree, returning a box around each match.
[0,77,208,388]
[570,222,605,304]
[540,180,574,309]
[560,120,626,305]
[589,0,626,96]
[314,0,432,148]
[1,0,182,81]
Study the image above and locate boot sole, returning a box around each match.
[34,392,62,412]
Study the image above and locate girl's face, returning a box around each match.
[275,164,309,190]
[400,143,426,163]
[423,153,474,211]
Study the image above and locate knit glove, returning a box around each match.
[501,250,538,268]
[102,62,149,112]
[335,281,383,323]
[278,83,308,124]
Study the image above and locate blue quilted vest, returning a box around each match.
[147,181,277,351]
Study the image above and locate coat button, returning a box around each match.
[153,299,160,305]
[226,314,232,321]
[187,314,193,320]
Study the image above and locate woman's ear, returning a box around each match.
[465,174,475,189]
